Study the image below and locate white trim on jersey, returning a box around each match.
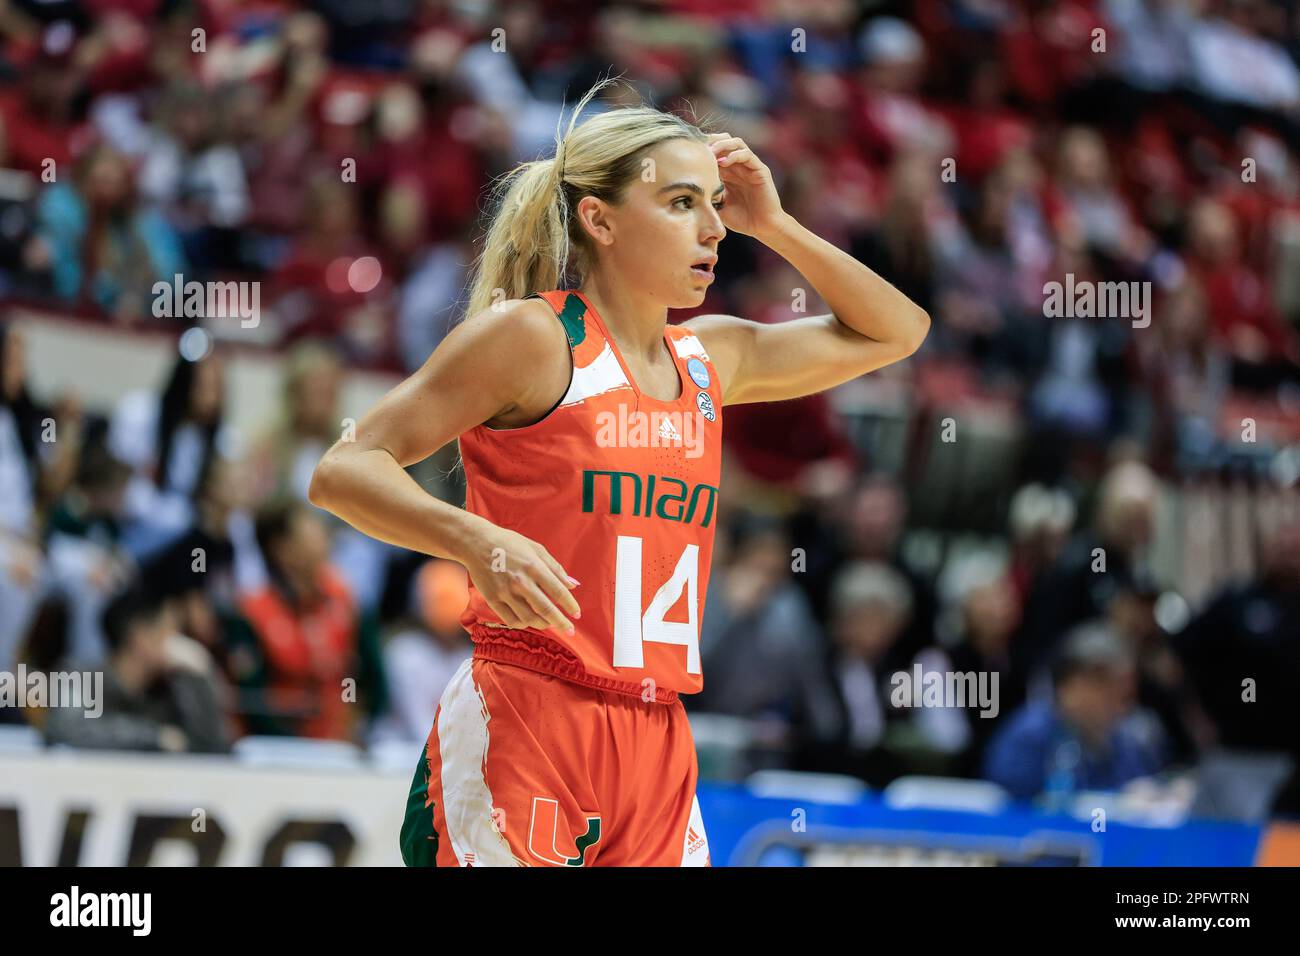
[561,341,633,407]
[670,333,710,361]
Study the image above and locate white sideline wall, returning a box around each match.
[8,308,400,445]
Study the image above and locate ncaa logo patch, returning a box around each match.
[696,390,716,422]
[687,357,711,389]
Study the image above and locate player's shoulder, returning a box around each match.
[460,296,563,347]
[450,296,571,424]
[451,296,572,376]
[682,312,749,332]
[681,313,754,375]
[682,312,756,346]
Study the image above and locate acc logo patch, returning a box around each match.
[696,390,716,422]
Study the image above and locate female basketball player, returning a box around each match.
[308,80,930,866]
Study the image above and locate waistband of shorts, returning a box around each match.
[469,625,679,704]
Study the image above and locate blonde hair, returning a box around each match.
[464,78,711,318]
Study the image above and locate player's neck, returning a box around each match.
[577,275,668,364]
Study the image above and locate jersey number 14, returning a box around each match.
[611,535,701,674]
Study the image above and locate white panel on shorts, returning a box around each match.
[436,659,520,866]
[680,794,710,867]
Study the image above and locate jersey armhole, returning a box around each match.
[478,293,575,433]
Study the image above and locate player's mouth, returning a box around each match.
[690,255,717,283]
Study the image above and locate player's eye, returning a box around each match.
[673,195,693,209]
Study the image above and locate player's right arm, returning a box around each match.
[307,299,581,633]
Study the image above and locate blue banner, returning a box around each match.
[697,783,1264,866]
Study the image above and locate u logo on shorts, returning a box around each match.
[527,796,602,867]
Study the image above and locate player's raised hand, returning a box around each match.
[707,132,785,240]
[457,521,582,634]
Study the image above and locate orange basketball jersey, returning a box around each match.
[457,290,724,700]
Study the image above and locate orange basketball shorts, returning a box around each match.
[401,657,710,867]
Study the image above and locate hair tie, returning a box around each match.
[553,146,567,192]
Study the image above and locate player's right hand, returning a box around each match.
[458,521,581,634]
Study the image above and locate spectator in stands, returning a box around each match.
[1136,276,1230,472]
[933,158,1040,380]
[839,474,937,656]
[983,622,1166,803]
[34,141,186,319]
[0,322,83,671]
[249,340,398,611]
[137,81,251,273]
[788,471,930,636]
[1005,482,1076,607]
[1025,240,1119,444]
[848,150,943,318]
[1017,459,1161,682]
[1183,197,1297,390]
[226,14,329,238]
[721,386,859,495]
[808,560,961,784]
[140,454,242,665]
[249,341,344,505]
[0,22,85,179]
[269,175,386,359]
[1187,1,1300,113]
[45,584,230,754]
[109,346,233,556]
[370,558,473,745]
[453,0,569,162]
[852,17,952,163]
[1106,568,1202,765]
[232,498,386,741]
[1176,516,1300,813]
[42,435,135,664]
[1052,126,1150,267]
[690,514,841,758]
[1102,0,1195,99]
[936,549,1026,771]
[0,324,84,523]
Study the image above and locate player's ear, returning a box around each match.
[574,195,615,247]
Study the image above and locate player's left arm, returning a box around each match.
[685,133,930,406]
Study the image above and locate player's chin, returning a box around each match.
[679,277,711,305]
[670,291,708,311]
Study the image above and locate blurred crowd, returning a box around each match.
[1,0,1299,816]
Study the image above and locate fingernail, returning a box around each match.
[566,576,581,587]
[574,610,582,620]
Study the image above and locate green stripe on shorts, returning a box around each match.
[399,747,439,867]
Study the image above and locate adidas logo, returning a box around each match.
[659,416,681,442]
[686,826,706,855]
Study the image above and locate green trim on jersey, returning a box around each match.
[557,293,588,348]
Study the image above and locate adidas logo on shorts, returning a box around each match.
[686,826,706,856]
